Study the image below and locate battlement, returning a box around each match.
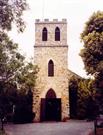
[35,18,67,23]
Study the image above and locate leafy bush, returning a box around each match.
[13,90,35,124]
[77,79,98,120]
[69,76,97,120]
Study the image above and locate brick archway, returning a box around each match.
[40,89,61,121]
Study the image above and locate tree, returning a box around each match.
[80,11,103,115]
[0,0,38,126]
[80,11,103,76]
[0,0,28,32]
[16,62,38,93]
[77,78,97,119]
[0,31,38,90]
[0,32,38,125]
[69,75,97,119]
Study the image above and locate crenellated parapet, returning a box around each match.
[35,18,67,23]
[35,18,67,46]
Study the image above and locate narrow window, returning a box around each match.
[48,60,54,76]
[42,27,47,41]
[55,27,60,41]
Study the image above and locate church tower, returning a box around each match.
[33,19,69,122]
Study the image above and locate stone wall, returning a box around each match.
[33,19,70,122]
[35,19,67,46]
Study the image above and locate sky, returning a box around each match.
[9,0,103,78]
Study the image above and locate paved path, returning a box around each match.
[4,120,94,135]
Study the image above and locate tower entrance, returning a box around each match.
[40,89,61,121]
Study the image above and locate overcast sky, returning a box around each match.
[9,0,103,78]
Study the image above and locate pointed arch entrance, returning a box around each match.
[46,89,56,98]
[40,89,61,121]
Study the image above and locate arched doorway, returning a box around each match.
[40,89,61,121]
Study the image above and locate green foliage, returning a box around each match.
[0,31,38,92]
[0,0,36,125]
[0,32,38,123]
[80,11,103,115]
[0,0,28,32]
[13,89,35,123]
[77,79,95,119]
[0,31,24,85]
[16,63,38,92]
[81,11,103,37]
[69,76,96,119]
[80,11,103,75]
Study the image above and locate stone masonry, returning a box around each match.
[33,19,72,122]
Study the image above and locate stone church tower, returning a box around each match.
[33,19,69,122]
